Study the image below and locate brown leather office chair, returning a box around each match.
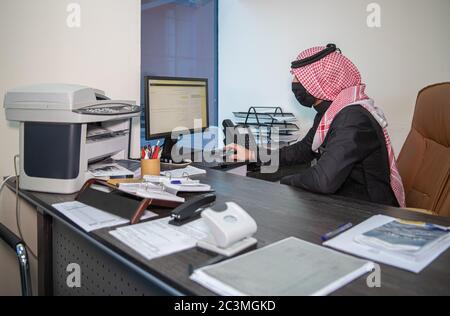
[397,83,450,217]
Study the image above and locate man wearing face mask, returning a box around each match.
[227,44,405,207]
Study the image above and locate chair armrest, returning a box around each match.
[0,223,32,296]
[0,223,21,250]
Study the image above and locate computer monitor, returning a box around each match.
[144,76,209,160]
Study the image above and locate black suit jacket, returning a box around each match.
[279,102,399,207]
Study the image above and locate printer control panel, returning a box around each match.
[74,104,140,116]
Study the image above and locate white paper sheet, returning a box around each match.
[142,176,210,194]
[52,201,158,232]
[161,166,206,178]
[323,215,450,273]
[117,182,185,203]
[162,182,211,195]
[109,218,210,261]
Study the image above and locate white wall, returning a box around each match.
[219,0,450,152]
[0,0,141,177]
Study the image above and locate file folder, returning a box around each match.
[76,179,181,224]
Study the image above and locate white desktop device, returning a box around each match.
[3,84,141,194]
[197,202,258,257]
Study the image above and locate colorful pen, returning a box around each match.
[153,148,160,160]
[152,141,161,159]
[321,222,353,242]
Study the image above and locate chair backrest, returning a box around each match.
[397,83,450,217]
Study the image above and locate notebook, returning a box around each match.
[190,237,374,296]
[354,220,450,261]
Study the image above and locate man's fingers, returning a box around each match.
[224,143,239,152]
[224,144,248,161]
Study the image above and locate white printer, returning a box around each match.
[4,84,141,194]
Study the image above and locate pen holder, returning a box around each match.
[141,159,161,177]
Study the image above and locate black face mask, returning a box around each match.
[292,82,316,108]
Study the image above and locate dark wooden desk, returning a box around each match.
[6,169,450,296]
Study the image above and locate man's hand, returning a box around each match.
[224,144,256,162]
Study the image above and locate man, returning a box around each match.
[227,44,405,207]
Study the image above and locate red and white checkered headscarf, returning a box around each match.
[292,46,406,207]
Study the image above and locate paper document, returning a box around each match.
[88,162,134,179]
[141,176,211,194]
[143,175,171,183]
[87,126,112,138]
[190,237,374,296]
[162,181,211,195]
[52,201,158,232]
[118,182,185,203]
[110,218,210,260]
[116,159,141,178]
[161,166,206,178]
[323,215,450,273]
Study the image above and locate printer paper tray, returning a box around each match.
[86,134,129,162]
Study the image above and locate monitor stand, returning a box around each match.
[160,135,192,164]
[160,136,177,163]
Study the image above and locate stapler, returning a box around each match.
[169,193,216,226]
[197,202,258,257]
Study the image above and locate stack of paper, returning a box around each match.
[87,126,113,138]
[116,159,141,178]
[110,218,210,260]
[88,162,134,180]
[324,215,450,273]
[190,237,374,296]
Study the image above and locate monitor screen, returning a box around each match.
[145,76,209,139]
